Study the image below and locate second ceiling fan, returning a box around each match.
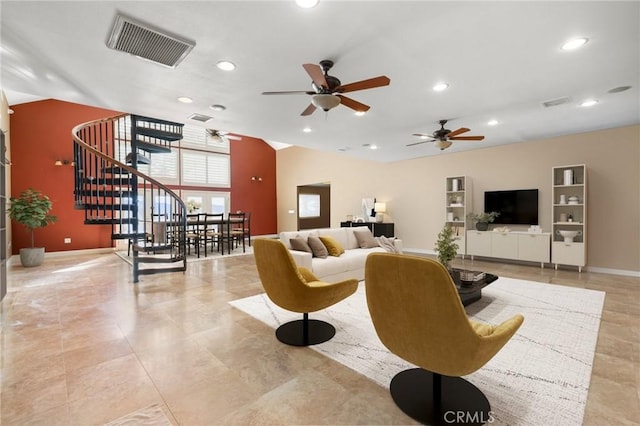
[262,59,390,116]
[408,120,485,150]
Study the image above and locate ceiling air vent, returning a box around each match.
[106,14,195,68]
[188,113,214,123]
[542,97,571,108]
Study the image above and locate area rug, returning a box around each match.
[229,277,605,425]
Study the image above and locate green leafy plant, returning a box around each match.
[434,224,458,268]
[7,188,57,248]
[467,211,500,223]
[186,199,201,213]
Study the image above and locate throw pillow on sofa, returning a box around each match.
[289,236,312,253]
[319,235,345,257]
[307,236,329,258]
[353,228,380,248]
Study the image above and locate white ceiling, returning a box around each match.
[2,1,638,162]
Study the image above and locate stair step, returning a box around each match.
[135,127,182,142]
[135,140,172,154]
[85,217,137,225]
[101,166,131,175]
[78,203,135,211]
[112,232,147,240]
[126,153,152,164]
[83,177,135,185]
[76,190,133,197]
[134,115,184,128]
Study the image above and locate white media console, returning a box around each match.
[466,230,551,268]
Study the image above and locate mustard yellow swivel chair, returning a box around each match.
[253,238,359,346]
[365,253,524,425]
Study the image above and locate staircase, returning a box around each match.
[72,114,187,283]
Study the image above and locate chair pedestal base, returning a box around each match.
[275,317,335,346]
[390,368,491,425]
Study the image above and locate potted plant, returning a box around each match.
[467,211,500,231]
[434,224,458,270]
[7,188,57,267]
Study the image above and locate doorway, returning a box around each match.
[297,183,330,230]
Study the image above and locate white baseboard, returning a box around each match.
[403,248,640,278]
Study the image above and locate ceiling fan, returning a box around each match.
[207,129,241,142]
[262,59,390,116]
[408,119,485,150]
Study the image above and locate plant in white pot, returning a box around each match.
[8,188,57,267]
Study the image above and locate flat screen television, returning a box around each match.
[484,189,539,225]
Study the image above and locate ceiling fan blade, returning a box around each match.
[447,127,470,138]
[412,133,435,139]
[301,103,317,116]
[303,63,329,90]
[450,136,485,141]
[262,90,315,95]
[336,95,370,112]
[406,140,431,147]
[337,76,391,93]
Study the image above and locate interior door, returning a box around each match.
[297,183,330,230]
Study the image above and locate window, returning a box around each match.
[182,152,230,187]
[182,190,229,214]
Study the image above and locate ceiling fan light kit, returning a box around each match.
[311,94,341,111]
[408,119,485,151]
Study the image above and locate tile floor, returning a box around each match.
[1,248,638,425]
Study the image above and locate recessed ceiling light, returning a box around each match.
[177,97,193,103]
[369,145,378,150]
[303,126,312,133]
[216,60,236,71]
[488,119,499,126]
[209,104,226,111]
[354,111,366,116]
[296,0,319,8]
[580,99,598,107]
[561,37,588,51]
[433,82,449,92]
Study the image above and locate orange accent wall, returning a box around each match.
[9,99,277,254]
[229,135,277,236]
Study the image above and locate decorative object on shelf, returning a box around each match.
[559,213,568,222]
[529,225,542,233]
[564,169,574,185]
[452,178,460,191]
[467,211,500,231]
[493,226,511,233]
[374,202,387,223]
[568,196,579,204]
[7,188,57,267]
[447,212,454,221]
[556,229,582,243]
[559,194,567,204]
[434,224,458,270]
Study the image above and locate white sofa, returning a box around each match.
[279,227,403,282]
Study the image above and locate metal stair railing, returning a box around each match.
[72,113,187,283]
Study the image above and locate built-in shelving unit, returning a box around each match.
[552,164,587,271]
[445,176,472,256]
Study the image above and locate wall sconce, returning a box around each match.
[251,176,263,182]
[374,202,387,223]
[55,159,74,166]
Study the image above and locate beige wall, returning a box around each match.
[277,125,640,275]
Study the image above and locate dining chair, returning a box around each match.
[185,213,205,257]
[227,212,246,253]
[203,213,224,256]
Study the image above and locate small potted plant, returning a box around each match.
[7,188,57,267]
[186,199,201,213]
[467,211,500,231]
[434,224,458,270]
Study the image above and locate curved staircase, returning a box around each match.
[72,114,187,283]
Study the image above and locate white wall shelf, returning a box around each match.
[445,176,472,256]
[552,164,587,271]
